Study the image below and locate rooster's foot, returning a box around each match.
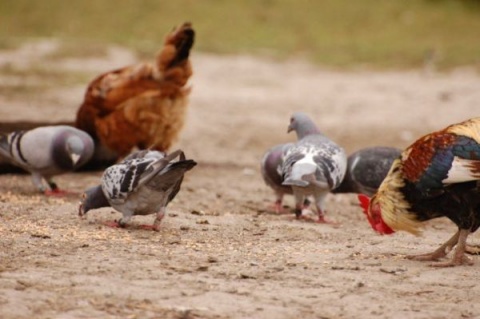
[466,244,480,255]
[429,254,473,267]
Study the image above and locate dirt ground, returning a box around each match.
[1,41,480,319]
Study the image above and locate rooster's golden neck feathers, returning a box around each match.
[447,117,480,143]
[373,158,423,236]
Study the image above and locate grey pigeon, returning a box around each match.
[281,112,347,223]
[261,143,294,212]
[78,149,196,231]
[261,143,311,213]
[334,146,401,196]
[0,125,94,195]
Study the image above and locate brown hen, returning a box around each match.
[75,22,194,159]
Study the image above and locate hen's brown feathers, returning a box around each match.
[75,22,194,158]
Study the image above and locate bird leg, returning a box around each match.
[314,199,339,225]
[407,229,474,267]
[140,209,165,231]
[430,229,473,267]
[104,216,130,229]
[315,210,339,225]
[44,180,77,197]
[103,220,123,228]
[44,188,75,197]
[32,174,47,193]
[268,197,285,214]
[303,198,311,209]
[406,230,460,261]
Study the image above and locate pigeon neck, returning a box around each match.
[297,126,321,139]
[53,132,80,170]
[84,185,110,212]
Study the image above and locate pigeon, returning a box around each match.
[78,149,197,231]
[261,143,294,212]
[333,146,401,196]
[261,143,311,213]
[281,112,347,223]
[0,125,94,195]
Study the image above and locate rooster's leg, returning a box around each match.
[407,230,460,261]
[430,229,473,267]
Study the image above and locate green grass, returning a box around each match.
[0,63,94,99]
[1,0,480,69]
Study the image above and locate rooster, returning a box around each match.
[358,117,480,267]
[75,22,194,159]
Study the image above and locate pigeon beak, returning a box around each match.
[287,125,293,133]
[71,153,81,165]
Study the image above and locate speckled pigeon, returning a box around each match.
[261,143,295,212]
[0,125,94,195]
[334,146,401,196]
[78,149,197,231]
[281,112,347,223]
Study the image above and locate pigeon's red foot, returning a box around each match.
[292,214,317,223]
[139,224,161,232]
[44,189,78,197]
[316,216,341,227]
[268,202,289,214]
[103,220,123,228]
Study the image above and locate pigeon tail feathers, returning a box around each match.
[282,162,317,187]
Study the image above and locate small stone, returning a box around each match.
[197,266,209,272]
[208,256,218,263]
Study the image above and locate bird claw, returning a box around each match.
[139,224,161,232]
[44,189,78,197]
[406,251,446,262]
[465,244,480,255]
[316,217,341,227]
[267,202,289,214]
[429,255,473,267]
[103,220,124,228]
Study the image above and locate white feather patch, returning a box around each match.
[443,156,480,184]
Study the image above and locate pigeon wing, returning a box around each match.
[145,151,197,203]
[312,141,347,190]
[101,156,156,204]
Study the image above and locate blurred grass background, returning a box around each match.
[0,0,479,69]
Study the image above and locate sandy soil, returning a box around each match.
[1,41,480,319]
